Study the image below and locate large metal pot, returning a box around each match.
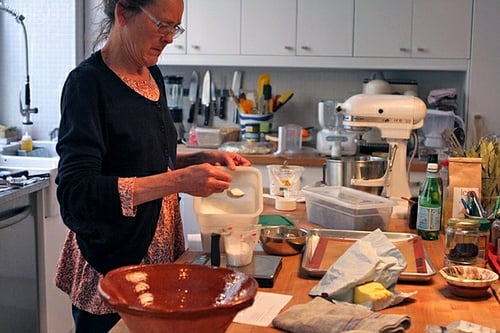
[323,155,387,195]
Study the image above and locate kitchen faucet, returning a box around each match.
[0,1,38,125]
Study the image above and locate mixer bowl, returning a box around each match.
[323,155,387,195]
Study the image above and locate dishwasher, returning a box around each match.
[0,190,41,333]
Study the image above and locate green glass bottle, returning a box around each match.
[417,156,442,240]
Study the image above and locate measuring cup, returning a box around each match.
[223,224,261,267]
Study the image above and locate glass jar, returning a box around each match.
[445,218,480,265]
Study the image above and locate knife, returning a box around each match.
[210,80,217,121]
[231,71,242,123]
[218,77,227,119]
[201,70,211,126]
[187,70,199,123]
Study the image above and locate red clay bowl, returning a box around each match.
[98,263,258,333]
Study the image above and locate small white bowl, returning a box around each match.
[439,265,498,298]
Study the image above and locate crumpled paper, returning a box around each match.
[309,229,417,311]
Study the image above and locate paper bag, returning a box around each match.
[443,157,482,227]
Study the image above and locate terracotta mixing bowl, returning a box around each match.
[99,263,258,333]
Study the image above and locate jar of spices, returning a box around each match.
[445,218,480,265]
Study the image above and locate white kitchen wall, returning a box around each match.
[0,0,78,140]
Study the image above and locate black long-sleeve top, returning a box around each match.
[56,51,178,274]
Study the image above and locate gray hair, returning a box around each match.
[93,0,155,51]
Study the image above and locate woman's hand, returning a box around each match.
[203,151,251,170]
[176,163,234,197]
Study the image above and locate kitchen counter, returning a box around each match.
[177,144,427,171]
[0,179,49,204]
[110,198,500,333]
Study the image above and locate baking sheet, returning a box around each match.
[301,229,436,282]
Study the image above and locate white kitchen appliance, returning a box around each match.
[316,99,358,156]
[338,94,427,216]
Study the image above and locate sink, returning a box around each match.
[0,140,59,169]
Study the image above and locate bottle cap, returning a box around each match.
[427,154,438,164]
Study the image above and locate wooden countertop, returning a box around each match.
[110,199,499,333]
[177,144,427,171]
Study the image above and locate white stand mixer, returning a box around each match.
[338,94,427,217]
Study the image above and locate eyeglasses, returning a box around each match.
[139,6,185,39]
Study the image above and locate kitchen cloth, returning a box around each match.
[272,297,411,333]
[427,88,457,105]
[309,229,417,311]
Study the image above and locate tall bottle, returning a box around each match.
[417,155,442,240]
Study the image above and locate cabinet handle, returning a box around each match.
[399,47,410,52]
[174,45,184,50]
[417,47,427,53]
[300,46,311,51]
[284,46,294,51]
[191,45,200,50]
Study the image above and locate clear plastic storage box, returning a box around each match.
[302,186,396,231]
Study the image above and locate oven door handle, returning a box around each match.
[0,206,31,230]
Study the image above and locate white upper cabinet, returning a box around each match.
[185,0,241,55]
[354,0,412,57]
[241,0,297,56]
[296,0,354,56]
[162,6,187,55]
[412,0,472,59]
[354,0,473,59]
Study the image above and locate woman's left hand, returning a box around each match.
[204,151,251,170]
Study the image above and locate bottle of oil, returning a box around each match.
[21,132,33,152]
[417,154,442,240]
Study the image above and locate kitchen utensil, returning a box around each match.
[223,224,261,267]
[219,77,227,119]
[187,70,199,123]
[226,187,245,198]
[210,80,217,121]
[201,70,211,126]
[421,109,465,148]
[98,264,258,333]
[274,124,302,156]
[231,71,242,123]
[273,90,294,112]
[164,75,183,108]
[323,155,387,195]
[260,226,308,256]
[442,127,466,156]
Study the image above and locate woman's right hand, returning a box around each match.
[176,163,233,197]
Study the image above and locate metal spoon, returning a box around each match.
[226,188,245,198]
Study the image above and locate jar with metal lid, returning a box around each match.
[445,218,480,265]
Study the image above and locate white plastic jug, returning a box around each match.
[421,109,465,148]
[223,224,261,267]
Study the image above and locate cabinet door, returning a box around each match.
[241,0,297,56]
[296,0,354,56]
[412,0,472,59]
[354,0,412,57]
[186,0,240,55]
[162,7,187,55]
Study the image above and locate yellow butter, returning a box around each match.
[354,281,393,304]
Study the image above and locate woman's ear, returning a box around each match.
[114,2,128,27]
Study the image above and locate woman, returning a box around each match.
[54,0,250,332]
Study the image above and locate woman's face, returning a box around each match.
[121,0,184,67]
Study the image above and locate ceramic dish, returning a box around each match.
[98,263,258,333]
[440,265,498,298]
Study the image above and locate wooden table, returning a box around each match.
[110,198,500,333]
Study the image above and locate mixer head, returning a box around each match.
[339,94,427,139]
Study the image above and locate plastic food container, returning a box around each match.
[193,167,263,252]
[302,185,396,231]
[195,126,240,147]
